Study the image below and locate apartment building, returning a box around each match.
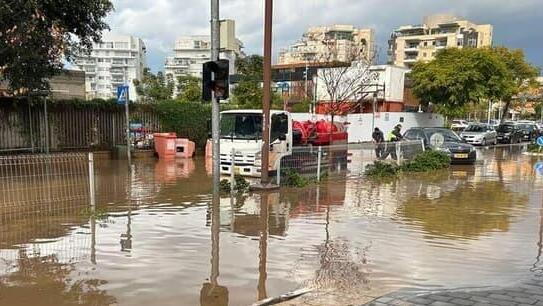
[74,33,146,100]
[279,25,376,65]
[389,14,493,68]
[164,20,244,96]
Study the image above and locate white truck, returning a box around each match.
[213,109,348,178]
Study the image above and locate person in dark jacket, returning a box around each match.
[372,127,385,158]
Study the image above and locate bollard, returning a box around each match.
[230,148,236,192]
[421,139,426,152]
[317,146,322,182]
[88,152,96,210]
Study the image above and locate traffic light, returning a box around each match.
[202,59,229,101]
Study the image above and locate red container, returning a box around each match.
[153,132,177,159]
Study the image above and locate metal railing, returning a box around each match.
[276,140,426,184]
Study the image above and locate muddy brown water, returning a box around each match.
[1,146,543,306]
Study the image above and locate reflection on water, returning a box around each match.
[1,147,543,305]
[400,181,527,240]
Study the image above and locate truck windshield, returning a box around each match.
[220,113,263,140]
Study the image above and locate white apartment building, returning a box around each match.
[74,33,146,101]
[279,25,376,65]
[389,14,493,68]
[164,20,244,96]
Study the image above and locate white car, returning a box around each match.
[450,120,469,131]
[460,123,498,146]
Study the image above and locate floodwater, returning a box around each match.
[1,146,543,306]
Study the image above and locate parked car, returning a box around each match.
[516,123,540,141]
[496,123,523,144]
[450,120,469,131]
[404,127,476,164]
[460,123,497,146]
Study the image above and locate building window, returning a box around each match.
[423,52,427,57]
[97,58,103,62]
[423,41,428,46]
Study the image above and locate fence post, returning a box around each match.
[317,146,322,182]
[396,142,401,165]
[421,139,426,152]
[88,153,96,210]
[230,148,236,192]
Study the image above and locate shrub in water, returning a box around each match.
[401,150,450,172]
[364,161,400,178]
[234,175,250,191]
[282,169,309,187]
[219,179,232,193]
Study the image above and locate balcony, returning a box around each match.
[404,57,418,63]
[404,45,419,52]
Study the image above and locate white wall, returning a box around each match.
[316,64,409,103]
[291,112,444,142]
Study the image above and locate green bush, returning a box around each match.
[527,144,543,153]
[282,169,310,187]
[401,150,450,172]
[219,179,232,193]
[364,161,400,178]
[219,175,250,193]
[151,101,211,149]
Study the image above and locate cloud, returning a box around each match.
[107,0,543,72]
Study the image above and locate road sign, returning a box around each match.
[117,86,129,105]
[537,136,543,146]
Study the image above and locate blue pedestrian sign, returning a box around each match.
[117,85,129,105]
[537,136,543,147]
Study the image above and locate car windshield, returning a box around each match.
[423,128,462,142]
[465,125,487,132]
[518,124,534,130]
[497,125,515,132]
[220,113,263,140]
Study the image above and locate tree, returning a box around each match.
[0,0,113,93]
[133,69,174,103]
[232,55,283,109]
[491,47,540,122]
[176,75,202,102]
[410,47,539,120]
[313,40,376,142]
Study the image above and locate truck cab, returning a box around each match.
[219,110,293,177]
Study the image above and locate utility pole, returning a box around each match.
[260,0,273,185]
[211,0,220,189]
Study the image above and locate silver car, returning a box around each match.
[460,123,497,146]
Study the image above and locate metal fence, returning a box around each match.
[0,103,161,153]
[276,140,426,185]
[0,153,92,223]
[0,153,97,266]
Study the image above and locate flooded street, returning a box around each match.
[2,146,543,306]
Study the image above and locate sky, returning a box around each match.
[106,0,543,73]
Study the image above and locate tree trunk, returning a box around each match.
[500,99,512,123]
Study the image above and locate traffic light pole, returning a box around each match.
[260,0,273,185]
[211,0,220,189]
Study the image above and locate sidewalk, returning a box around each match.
[363,274,543,306]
